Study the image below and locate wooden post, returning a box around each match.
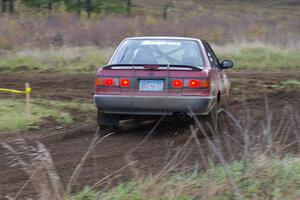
[25,83,31,118]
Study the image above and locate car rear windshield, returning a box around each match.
[110,39,204,67]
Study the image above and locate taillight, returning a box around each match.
[95,78,103,86]
[105,78,114,86]
[120,78,130,87]
[189,80,200,88]
[184,79,209,88]
[199,80,209,88]
[95,78,118,87]
[172,79,183,88]
[95,77,130,87]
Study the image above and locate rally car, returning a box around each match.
[94,37,233,132]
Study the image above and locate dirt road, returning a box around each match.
[0,71,299,198]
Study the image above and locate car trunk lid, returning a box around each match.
[96,65,210,96]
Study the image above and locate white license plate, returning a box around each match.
[139,80,164,91]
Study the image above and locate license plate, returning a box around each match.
[139,80,164,91]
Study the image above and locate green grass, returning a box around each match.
[215,44,300,70]
[272,79,300,88]
[0,44,299,73]
[72,187,100,200]
[72,157,300,200]
[0,46,109,74]
[0,99,95,132]
[34,99,95,112]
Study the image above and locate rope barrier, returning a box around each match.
[0,87,32,94]
[0,83,32,118]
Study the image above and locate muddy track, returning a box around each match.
[0,71,299,198]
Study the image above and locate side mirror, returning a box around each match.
[220,60,234,69]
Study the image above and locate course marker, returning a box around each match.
[0,87,32,94]
[0,83,32,117]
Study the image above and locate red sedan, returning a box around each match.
[94,37,233,132]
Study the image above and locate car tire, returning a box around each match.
[198,105,219,136]
[97,109,120,135]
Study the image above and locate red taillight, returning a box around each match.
[189,80,201,88]
[185,79,209,88]
[95,78,115,86]
[95,77,129,87]
[172,79,183,88]
[120,78,130,87]
[105,78,114,86]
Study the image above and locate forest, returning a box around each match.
[0,0,135,17]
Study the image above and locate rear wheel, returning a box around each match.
[97,109,120,135]
[198,105,219,136]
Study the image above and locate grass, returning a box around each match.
[0,98,95,132]
[214,43,300,70]
[72,187,100,200]
[0,2,299,50]
[0,44,299,73]
[1,100,299,199]
[0,46,109,74]
[72,157,300,200]
[272,79,300,88]
[34,99,95,113]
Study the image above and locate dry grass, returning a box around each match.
[0,2,299,51]
[1,139,63,200]
[213,42,300,70]
[1,129,118,200]
[0,46,109,73]
[1,43,299,74]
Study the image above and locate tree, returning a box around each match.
[126,0,131,16]
[9,0,13,13]
[0,0,14,14]
[0,0,4,14]
[48,1,52,11]
[163,3,168,19]
[19,0,129,17]
[85,0,91,18]
[76,0,81,16]
[87,0,130,16]
[162,1,174,20]
[63,0,82,15]
[21,0,60,11]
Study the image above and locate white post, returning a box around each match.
[25,83,31,118]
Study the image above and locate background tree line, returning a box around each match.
[0,0,132,17]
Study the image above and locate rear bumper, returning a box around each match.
[94,95,216,116]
